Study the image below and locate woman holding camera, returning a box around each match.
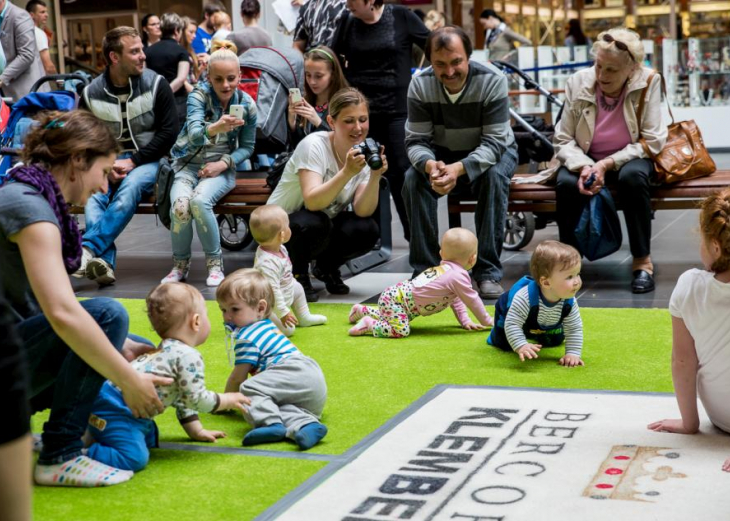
[268,87,388,300]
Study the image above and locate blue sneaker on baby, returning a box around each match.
[242,423,287,446]
[294,423,328,450]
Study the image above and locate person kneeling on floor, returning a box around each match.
[488,240,585,367]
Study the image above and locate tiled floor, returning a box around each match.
[72,154,730,308]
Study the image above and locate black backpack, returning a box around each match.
[155,158,175,229]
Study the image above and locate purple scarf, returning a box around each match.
[8,164,82,273]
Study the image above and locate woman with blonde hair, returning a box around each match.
[554,27,667,293]
[162,48,257,287]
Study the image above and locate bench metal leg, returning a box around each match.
[346,179,392,275]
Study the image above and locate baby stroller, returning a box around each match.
[216,47,305,252]
[491,60,565,251]
[0,74,90,181]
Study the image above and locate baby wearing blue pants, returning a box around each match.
[86,283,249,472]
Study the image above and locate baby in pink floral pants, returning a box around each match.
[348,228,494,338]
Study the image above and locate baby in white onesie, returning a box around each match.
[250,204,327,336]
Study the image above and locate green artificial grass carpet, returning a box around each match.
[32,300,675,520]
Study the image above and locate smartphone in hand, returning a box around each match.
[289,88,302,104]
[229,104,245,120]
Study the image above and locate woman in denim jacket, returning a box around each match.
[162,48,257,287]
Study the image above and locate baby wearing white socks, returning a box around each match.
[250,205,327,336]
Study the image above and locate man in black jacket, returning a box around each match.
[77,26,178,285]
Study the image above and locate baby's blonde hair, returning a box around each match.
[530,240,581,282]
[216,268,274,318]
[146,283,202,337]
[441,228,478,265]
[700,188,730,273]
[249,204,287,244]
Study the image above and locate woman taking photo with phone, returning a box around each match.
[161,47,257,287]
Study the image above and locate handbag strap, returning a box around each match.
[637,71,676,160]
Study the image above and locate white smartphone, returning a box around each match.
[229,104,245,120]
[289,88,302,104]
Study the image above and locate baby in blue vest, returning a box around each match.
[488,240,584,366]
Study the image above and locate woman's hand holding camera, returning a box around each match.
[209,114,244,137]
[343,146,368,177]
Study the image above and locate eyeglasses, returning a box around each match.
[602,33,635,62]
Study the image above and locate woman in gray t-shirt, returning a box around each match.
[0,111,168,488]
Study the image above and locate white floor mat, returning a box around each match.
[269,386,730,520]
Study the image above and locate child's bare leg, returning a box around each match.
[291,281,326,327]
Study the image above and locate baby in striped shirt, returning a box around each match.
[217,269,328,450]
[488,240,584,367]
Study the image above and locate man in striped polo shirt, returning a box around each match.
[403,25,518,299]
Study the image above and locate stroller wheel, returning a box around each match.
[503,211,535,251]
[217,214,254,251]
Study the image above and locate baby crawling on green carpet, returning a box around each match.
[348,228,493,338]
[217,268,328,450]
[487,240,584,367]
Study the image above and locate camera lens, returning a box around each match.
[366,154,383,170]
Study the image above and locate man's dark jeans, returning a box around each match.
[403,148,517,282]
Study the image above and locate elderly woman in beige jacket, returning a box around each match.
[554,27,667,294]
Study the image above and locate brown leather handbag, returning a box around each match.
[638,72,716,184]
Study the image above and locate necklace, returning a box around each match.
[331,134,344,166]
[598,91,621,112]
[597,82,625,112]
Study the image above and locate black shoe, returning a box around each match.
[632,270,655,294]
[295,274,320,302]
[312,266,350,295]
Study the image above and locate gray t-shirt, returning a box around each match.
[0,182,59,322]
[226,27,272,56]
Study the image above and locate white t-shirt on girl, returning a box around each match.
[669,268,730,432]
[268,132,371,219]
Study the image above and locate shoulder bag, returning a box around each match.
[638,72,716,184]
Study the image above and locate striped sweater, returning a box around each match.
[405,60,516,182]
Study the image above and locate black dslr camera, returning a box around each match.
[352,138,383,170]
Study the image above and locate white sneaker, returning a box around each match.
[86,258,116,286]
[206,258,225,287]
[71,247,93,278]
[161,259,190,284]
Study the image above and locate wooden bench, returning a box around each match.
[70,176,273,217]
[448,170,730,226]
[447,169,730,250]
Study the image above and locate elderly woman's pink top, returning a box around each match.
[588,84,633,161]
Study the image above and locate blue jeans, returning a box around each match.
[83,153,159,268]
[402,148,517,282]
[87,382,158,472]
[169,166,235,261]
[18,298,129,464]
